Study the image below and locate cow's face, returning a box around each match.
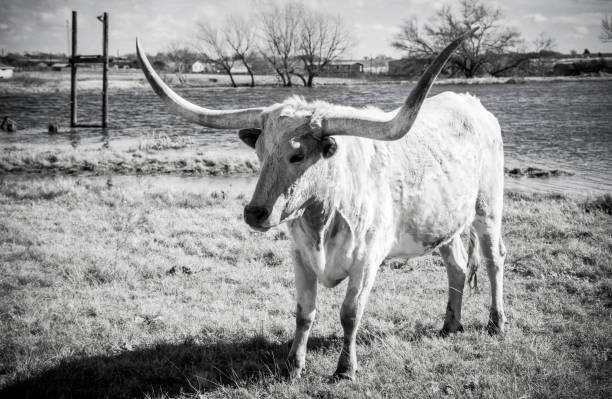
[241,104,337,231]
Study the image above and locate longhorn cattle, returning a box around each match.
[136,27,506,381]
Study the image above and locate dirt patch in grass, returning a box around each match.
[0,177,610,398]
[504,166,575,178]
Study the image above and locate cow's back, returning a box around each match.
[348,91,503,257]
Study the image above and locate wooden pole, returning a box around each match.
[70,11,77,127]
[102,12,108,128]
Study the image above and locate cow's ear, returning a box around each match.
[321,136,337,158]
[238,128,262,149]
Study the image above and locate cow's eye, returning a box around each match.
[289,153,305,163]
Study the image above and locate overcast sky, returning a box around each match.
[1,0,611,58]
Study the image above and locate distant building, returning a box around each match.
[110,56,131,69]
[388,58,433,77]
[0,64,14,79]
[191,61,218,73]
[362,56,392,74]
[230,63,249,74]
[321,61,364,77]
[363,64,389,74]
[50,63,69,71]
[552,57,612,76]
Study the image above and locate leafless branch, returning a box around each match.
[391,0,523,77]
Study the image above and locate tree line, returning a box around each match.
[184,1,351,87]
[3,0,611,83]
[390,0,612,78]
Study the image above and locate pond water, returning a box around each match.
[1,80,611,195]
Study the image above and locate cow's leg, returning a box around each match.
[474,200,507,334]
[439,235,468,335]
[287,251,317,379]
[333,263,378,381]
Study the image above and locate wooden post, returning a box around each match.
[102,12,108,128]
[70,11,77,127]
[69,10,109,129]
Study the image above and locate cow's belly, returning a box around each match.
[387,168,478,257]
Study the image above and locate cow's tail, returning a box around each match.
[466,226,480,292]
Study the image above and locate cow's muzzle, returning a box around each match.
[244,205,271,231]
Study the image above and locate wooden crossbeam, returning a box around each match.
[72,124,104,128]
[71,55,105,64]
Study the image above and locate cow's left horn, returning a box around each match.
[136,38,265,129]
[319,27,478,140]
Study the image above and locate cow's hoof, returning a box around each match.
[285,355,305,380]
[330,370,356,382]
[487,311,507,335]
[287,366,304,380]
[486,320,506,335]
[440,322,464,336]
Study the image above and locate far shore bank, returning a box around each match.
[1,143,601,199]
[2,70,611,95]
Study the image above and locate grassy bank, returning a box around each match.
[1,142,259,176]
[2,70,612,95]
[1,143,578,181]
[0,71,363,94]
[0,176,610,398]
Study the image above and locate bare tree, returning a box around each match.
[196,23,238,87]
[297,10,351,87]
[533,32,557,53]
[529,32,558,76]
[258,2,303,86]
[391,0,522,77]
[601,16,612,42]
[166,41,196,86]
[225,15,257,87]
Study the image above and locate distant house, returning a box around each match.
[362,57,392,74]
[191,61,218,73]
[552,57,612,76]
[50,63,69,71]
[388,58,434,77]
[110,56,131,69]
[229,63,249,74]
[363,64,389,74]
[0,64,14,79]
[321,61,364,77]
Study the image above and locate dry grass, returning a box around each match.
[3,70,612,95]
[0,144,259,176]
[0,176,610,398]
[0,70,363,94]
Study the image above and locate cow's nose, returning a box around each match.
[244,205,270,226]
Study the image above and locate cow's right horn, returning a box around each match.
[318,27,479,141]
[136,38,265,129]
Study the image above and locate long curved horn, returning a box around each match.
[136,38,265,129]
[319,27,478,140]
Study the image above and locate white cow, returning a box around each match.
[136,28,506,381]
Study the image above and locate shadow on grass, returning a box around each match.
[0,335,338,399]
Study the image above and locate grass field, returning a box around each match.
[0,176,610,398]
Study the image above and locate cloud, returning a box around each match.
[574,25,589,35]
[525,13,548,23]
[566,25,590,40]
